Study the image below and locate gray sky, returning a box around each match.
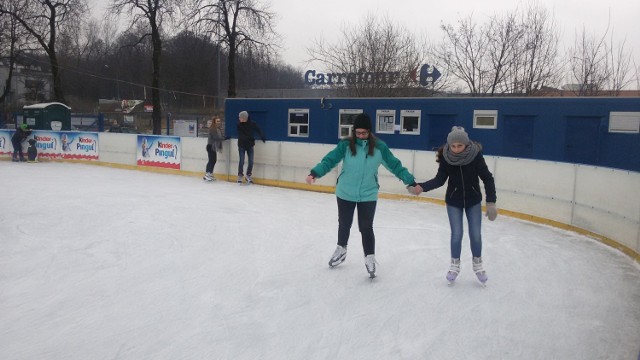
[269,0,639,69]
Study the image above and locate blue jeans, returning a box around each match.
[446,202,482,258]
[238,146,254,176]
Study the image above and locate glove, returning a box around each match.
[485,202,497,221]
[406,184,422,195]
[206,144,212,152]
[262,138,266,143]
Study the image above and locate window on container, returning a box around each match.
[400,110,421,135]
[288,109,310,137]
[376,110,395,134]
[609,112,640,133]
[473,110,498,129]
[338,109,363,138]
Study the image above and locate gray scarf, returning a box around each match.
[443,141,481,166]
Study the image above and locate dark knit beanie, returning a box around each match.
[447,126,470,145]
[353,113,372,130]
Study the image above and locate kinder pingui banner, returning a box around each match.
[59,132,99,160]
[29,131,60,159]
[0,130,100,160]
[136,135,180,169]
[0,130,12,156]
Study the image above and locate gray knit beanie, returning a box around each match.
[239,111,249,120]
[447,126,470,145]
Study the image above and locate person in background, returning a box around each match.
[203,116,228,181]
[236,111,265,184]
[11,123,32,162]
[305,113,417,278]
[408,126,497,286]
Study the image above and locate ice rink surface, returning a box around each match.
[2,162,639,360]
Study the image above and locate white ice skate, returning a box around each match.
[328,245,347,267]
[473,257,488,286]
[446,258,461,285]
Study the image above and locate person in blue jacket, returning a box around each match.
[409,126,497,285]
[306,113,417,278]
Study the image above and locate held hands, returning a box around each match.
[485,202,498,221]
[407,184,423,196]
[305,174,316,184]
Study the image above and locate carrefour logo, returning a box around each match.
[304,64,441,87]
[410,64,441,86]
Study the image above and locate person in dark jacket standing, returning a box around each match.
[203,116,227,181]
[236,111,265,184]
[306,113,417,278]
[409,126,497,285]
[11,124,32,162]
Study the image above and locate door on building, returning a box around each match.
[565,117,601,166]
[503,116,534,159]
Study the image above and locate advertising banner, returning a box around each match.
[136,135,180,169]
[58,132,99,160]
[0,130,99,160]
[0,130,13,156]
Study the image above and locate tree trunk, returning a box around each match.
[227,38,236,97]
[151,23,162,134]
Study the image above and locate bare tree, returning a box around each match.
[436,14,491,95]
[0,0,86,103]
[307,14,441,97]
[436,5,561,96]
[513,3,561,95]
[188,0,278,98]
[605,36,633,95]
[566,17,633,96]
[109,0,181,134]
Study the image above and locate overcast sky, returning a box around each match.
[268,0,639,69]
[90,0,639,78]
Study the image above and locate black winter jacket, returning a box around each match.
[418,152,496,208]
[237,120,265,148]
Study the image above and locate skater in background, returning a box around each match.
[408,126,497,285]
[11,123,31,162]
[27,139,38,162]
[306,113,417,278]
[236,111,265,184]
[203,116,228,181]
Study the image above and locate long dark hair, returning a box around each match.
[349,131,377,156]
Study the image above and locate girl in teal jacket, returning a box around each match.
[306,113,417,278]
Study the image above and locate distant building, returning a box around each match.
[0,61,52,107]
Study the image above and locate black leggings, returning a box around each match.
[337,197,377,256]
[205,147,217,173]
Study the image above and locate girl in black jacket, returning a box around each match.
[410,126,497,285]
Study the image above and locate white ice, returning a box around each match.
[2,162,639,360]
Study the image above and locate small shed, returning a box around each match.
[22,102,71,131]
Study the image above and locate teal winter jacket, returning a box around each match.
[310,138,416,202]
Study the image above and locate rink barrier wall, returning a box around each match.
[4,132,639,263]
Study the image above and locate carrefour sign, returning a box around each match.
[304,64,440,87]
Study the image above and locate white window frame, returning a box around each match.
[400,110,421,135]
[376,109,396,134]
[609,112,640,133]
[288,108,310,137]
[338,109,363,138]
[473,110,498,129]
